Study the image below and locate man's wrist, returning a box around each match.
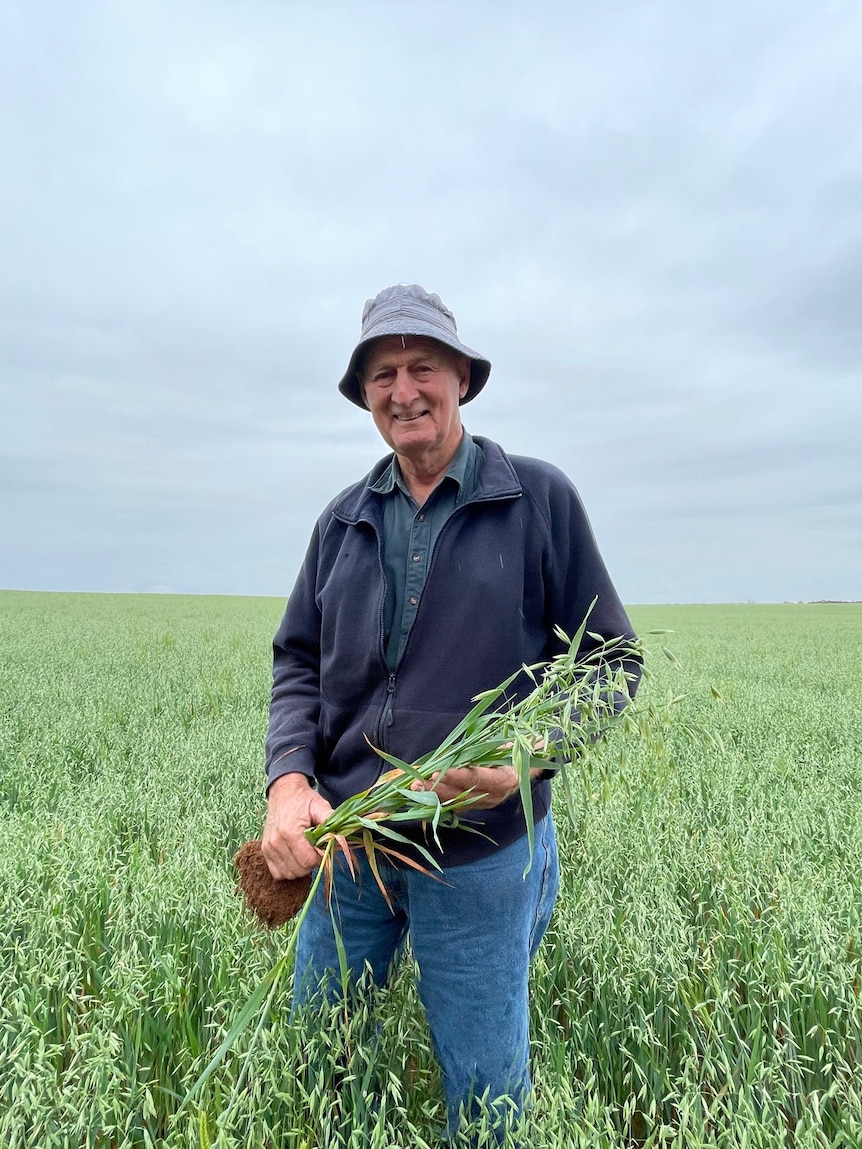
[269,772,314,797]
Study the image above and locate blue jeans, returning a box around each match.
[294,814,560,1139]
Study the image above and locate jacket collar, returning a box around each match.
[331,435,522,526]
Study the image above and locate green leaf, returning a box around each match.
[512,740,535,875]
[413,665,523,763]
[393,786,441,807]
[362,738,411,772]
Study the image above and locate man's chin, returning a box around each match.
[390,427,434,452]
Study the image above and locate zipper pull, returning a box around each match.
[386,674,396,726]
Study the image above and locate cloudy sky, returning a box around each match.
[2,0,860,604]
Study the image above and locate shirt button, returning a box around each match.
[412,554,421,562]
[417,513,426,521]
[408,596,418,606]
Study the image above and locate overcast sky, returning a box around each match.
[2,0,860,604]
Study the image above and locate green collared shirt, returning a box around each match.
[370,430,482,672]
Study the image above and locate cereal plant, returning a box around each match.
[1,593,861,1147]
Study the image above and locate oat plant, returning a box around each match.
[182,603,675,1126]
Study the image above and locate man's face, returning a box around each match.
[360,336,469,464]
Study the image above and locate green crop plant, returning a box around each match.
[2,593,862,1147]
[185,609,681,1121]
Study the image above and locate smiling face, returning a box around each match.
[360,336,470,471]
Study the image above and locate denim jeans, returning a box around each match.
[294,814,560,1139]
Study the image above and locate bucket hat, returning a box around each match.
[337,284,491,409]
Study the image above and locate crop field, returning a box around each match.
[1,591,861,1148]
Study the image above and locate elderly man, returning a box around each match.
[262,284,640,1140]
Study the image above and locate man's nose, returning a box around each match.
[391,369,419,405]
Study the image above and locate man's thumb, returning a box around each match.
[308,794,334,826]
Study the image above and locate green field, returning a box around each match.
[2,592,861,1148]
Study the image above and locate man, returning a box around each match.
[262,283,640,1140]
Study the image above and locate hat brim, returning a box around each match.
[337,323,491,410]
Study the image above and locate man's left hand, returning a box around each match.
[413,764,522,810]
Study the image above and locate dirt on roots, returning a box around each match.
[233,839,312,929]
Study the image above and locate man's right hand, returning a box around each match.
[261,773,334,881]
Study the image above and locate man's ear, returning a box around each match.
[457,356,470,399]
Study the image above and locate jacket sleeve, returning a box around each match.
[533,462,643,706]
[264,520,324,794]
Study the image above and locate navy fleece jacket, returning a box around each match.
[265,436,641,866]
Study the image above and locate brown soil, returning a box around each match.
[233,839,312,929]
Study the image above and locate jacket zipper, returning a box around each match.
[373,523,394,751]
[383,673,396,730]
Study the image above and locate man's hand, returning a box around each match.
[410,740,548,810]
[261,773,334,880]
[420,764,520,808]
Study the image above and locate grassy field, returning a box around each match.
[1,591,861,1148]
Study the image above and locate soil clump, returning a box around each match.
[234,839,312,929]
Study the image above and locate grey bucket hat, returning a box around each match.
[337,283,492,409]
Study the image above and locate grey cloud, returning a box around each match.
[2,0,860,600]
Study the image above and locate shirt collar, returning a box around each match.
[370,430,475,497]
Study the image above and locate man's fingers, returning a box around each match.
[262,830,320,880]
[408,765,522,810]
[308,794,335,826]
[261,785,333,880]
